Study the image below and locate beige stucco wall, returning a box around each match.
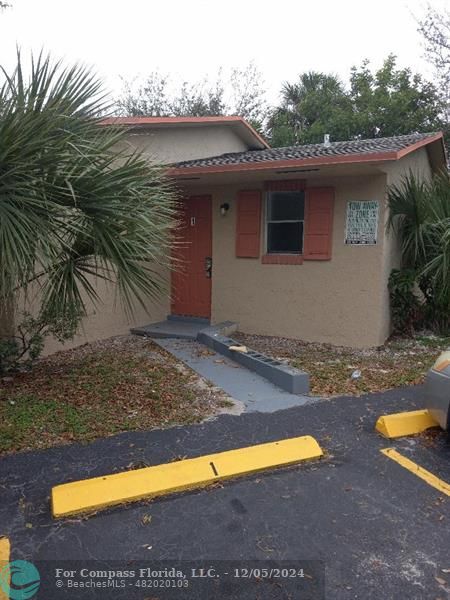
[21,124,248,356]
[5,143,434,356]
[185,173,388,348]
[192,147,432,349]
[383,147,433,187]
[118,125,248,165]
[44,279,169,356]
[14,267,170,357]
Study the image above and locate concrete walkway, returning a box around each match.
[156,338,313,413]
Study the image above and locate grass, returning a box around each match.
[0,336,225,455]
[234,332,450,397]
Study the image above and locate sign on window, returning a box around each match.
[345,201,379,245]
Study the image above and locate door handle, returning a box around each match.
[205,257,212,278]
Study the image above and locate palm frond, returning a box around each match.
[387,170,450,328]
[0,52,178,328]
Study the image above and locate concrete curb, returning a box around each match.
[197,323,310,395]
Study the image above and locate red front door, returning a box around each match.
[171,195,212,319]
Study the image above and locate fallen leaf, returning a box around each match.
[141,514,152,526]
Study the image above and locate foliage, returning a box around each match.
[349,55,442,138]
[388,171,450,334]
[170,77,225,119]
[268,72,354,146]
[417,5,450,154]
[388,269,422,335]
[0,52,178,348]
[0,311,79,374]
[118,71,171,117]
[269,55,443,146]
[418,6,450,115]
[229,63,269,131]
[118,55,444,146]
[118,71,225,118]
[116,62,269,130]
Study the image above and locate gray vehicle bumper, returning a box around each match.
[425,369,450,431]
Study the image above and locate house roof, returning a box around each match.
[100,116,269,150]
[169,132,446,175]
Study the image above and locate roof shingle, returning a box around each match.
[172,132,438,169]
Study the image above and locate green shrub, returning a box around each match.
[388,171,450,335]
[388,269,422,335]
[0,311,79,375]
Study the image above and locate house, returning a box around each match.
[45,117,447,352]
[42,116,268,354]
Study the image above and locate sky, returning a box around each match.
[0,0,447,105]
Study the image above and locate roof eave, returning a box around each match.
[396,131,446,166]
[168,132,447,177]
[168,150,400,177]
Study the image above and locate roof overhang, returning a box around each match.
[100,116,269,150]
[168,132,447,178]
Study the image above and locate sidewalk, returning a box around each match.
[155,338,313,413]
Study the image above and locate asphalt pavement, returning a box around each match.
[1,385,449,599]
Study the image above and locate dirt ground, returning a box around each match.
[0,335,233,455]
[234,332,450,396]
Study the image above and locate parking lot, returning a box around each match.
[1,385,450,599]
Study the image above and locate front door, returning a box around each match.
[171,195,212,319]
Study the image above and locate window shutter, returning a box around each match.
[236,190,262,258]
[303,187,334,260]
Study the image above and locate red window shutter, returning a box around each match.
[303,187,334,260]
[236,190,262,258]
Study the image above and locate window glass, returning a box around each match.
[266,191,305,254]
[267,191,305,221]
[268,222,303,253]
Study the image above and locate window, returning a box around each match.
[266,191,305,254]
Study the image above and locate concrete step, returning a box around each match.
[130,318,208,340]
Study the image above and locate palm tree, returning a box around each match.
[0,53,178,336]
[387,171,450,332]
[268,72,353,147]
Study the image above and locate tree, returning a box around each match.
[0,53,178,362]
[349,55,443,139]
[267,72,353,146]
[169,77,225,118]
[387,172,450,333]
[118,72,225,118]
[118,72,171,117]
[418,6,450,111]
[417,5,450,148]
[229,63,269,131]
[269,56,443,147]
[116,63,268,131]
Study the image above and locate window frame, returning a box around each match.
[265,190,305,255]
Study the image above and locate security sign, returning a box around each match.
[345,201,379,245]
